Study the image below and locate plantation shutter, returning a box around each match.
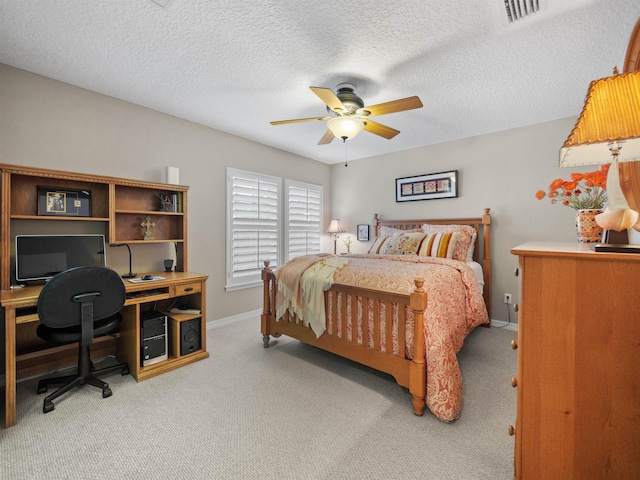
[226,168,280,290]
[285,180,322,262]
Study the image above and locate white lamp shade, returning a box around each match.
[327,117,365,140]
[326,219,345,234]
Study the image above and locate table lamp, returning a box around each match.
[326,219,345,254]
[559,69,640,250]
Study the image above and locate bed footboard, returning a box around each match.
[261,261,428,416]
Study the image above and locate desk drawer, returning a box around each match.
[173,282,202,297]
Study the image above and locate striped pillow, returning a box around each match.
[417,231,460,259]
[368,236,391,254]
[421,224,475,262]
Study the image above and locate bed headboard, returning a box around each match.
[372,208,492,317]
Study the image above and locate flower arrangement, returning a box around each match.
[536,164,609,210]
[343,235,352,253]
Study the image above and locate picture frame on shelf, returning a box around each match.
[357,224,370,241]
[37,186,91,217]
[395,170,458,202]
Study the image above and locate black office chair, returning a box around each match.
[36,266,130,413]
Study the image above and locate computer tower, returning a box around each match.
[141,311,168,366]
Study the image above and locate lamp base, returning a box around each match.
[593,244,640,253]
[121,272,136,278]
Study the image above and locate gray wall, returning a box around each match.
[3,63,621,325]
[329,118,609,323]
[0,64,332,321]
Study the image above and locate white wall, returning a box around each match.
[330,118,594,323]
[0,64,332,321]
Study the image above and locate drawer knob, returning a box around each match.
[511,377,518,387]
[511,340,518,350]
[508,425,516,436]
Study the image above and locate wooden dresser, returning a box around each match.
[511,241,640,479]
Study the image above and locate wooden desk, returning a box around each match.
[2,271,208,428]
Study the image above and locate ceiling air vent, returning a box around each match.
[503,0,540,23]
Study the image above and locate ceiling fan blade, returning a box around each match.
[270,116,330,125]
[318,129,335,145]
[363,119,400,139]
[358,96,423,117]
[310,86,345,113]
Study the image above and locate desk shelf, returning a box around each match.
[16,334,119,381]
[1,163,190,289]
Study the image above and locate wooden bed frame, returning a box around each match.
[261,208,491,416]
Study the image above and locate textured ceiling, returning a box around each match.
[1,1,639,164]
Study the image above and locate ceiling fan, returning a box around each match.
[270,83,423,145]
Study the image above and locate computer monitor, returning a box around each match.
[15,234,106,283]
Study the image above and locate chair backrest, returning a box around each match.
[37,266,126,329]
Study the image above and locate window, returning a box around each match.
[226,168,280,291]
[284,180,322,262]
[226,170,323,291]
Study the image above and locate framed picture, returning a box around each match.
[38,186,91,217]
[395,170,458,202]
[357,224,369,241]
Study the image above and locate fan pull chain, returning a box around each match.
[342,136,348,167]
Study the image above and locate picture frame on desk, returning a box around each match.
[38,186,91,217]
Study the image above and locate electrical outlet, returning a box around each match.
[504,293,512,304]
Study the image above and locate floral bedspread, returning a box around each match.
[330,254,488,421]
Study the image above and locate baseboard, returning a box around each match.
[206,309,261,330]
[490,319,518,331]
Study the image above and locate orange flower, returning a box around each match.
[536,165,608,210]
[550,178,564,190]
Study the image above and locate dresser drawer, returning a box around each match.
[172,282,202,297]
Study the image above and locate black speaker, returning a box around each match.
[180,318,201,356]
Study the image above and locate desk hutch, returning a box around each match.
[1,164,209,428]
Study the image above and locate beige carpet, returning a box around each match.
[1,315,517,479]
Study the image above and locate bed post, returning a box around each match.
[482,208,491,320]
[261,260,273,348]
[373,213,380,237]
[409,278,428,416]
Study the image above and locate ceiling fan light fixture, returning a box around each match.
[327,116,365,140]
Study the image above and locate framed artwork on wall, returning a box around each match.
[357,224,369,241]
[395,170,458,202]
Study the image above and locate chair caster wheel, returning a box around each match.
[37,385,48,394]
[43,402,54,413]
[102,387,112,398]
